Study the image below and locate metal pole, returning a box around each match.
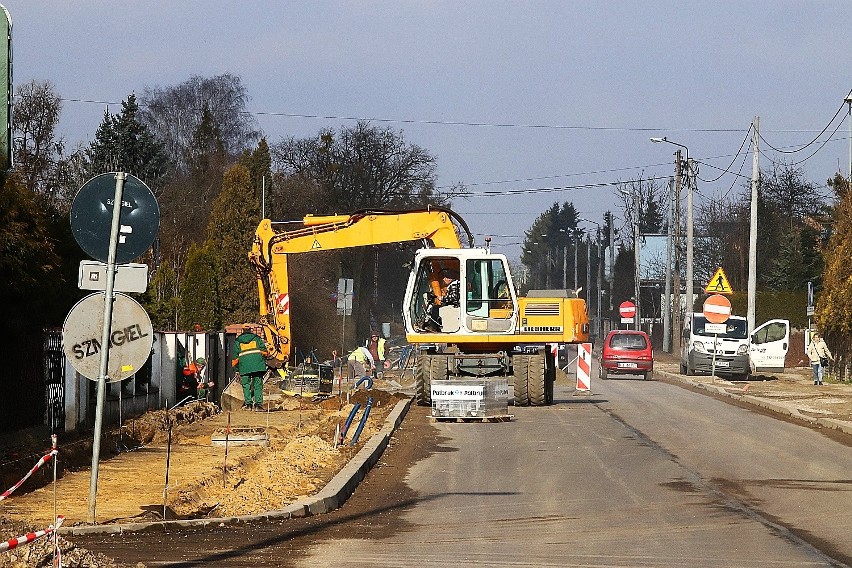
[634,221,641,331]
[88,171,126,524]
[596,232,602,334]
[586,237,591,305]
[663,177,674,353]
[562,245,567,290]
[686,157,694,319]
[573,237,578,290]
[747,116,760,334]
[608,212,614,311]
[672,151,683,354]
[847,98,851,181]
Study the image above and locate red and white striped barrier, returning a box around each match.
[0,515,64,552]
[0,450,57,503]
[576,342,592,391]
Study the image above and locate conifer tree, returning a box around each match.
[205,163,260,325]
[143,263,180,331]
[179,242,219,330]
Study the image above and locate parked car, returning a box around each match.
[599,330,654,380]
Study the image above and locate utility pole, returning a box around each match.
[573,236,578,290]
[562,245,567,290]
[586,237,591,308]
[663,177,674,353]
[608,212,615,312]
[747,116,760,334]
[546,249,552,289]
[686,157,694,319]
[634,219,641,331]
[672,150,683,354]
[596,229,602,334]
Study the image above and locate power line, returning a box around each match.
[59,96,840,134]
[758,93,850,154]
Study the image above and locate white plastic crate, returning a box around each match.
[431,379,509,418]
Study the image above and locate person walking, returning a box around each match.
[806,332,833,386]
[232,325,268,410]
[365,331,387,378]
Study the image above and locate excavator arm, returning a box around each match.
[249,207,474,365]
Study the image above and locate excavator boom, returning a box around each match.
[249,208,473,364]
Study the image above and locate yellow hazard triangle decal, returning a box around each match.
[704,267,733,294]
[311,239,322,249]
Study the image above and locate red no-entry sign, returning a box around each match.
[703,294,731,324]
[619,301,636,319]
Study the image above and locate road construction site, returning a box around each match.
[3,353,852,567]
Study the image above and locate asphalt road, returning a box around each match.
[73,366,852,567]
[289,373,851,567]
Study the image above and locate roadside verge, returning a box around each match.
[655,368,852,436]
[60,397,412,537]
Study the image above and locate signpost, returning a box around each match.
[619,301,636,328]
[62,292,153,382]
[68,172,159,523]
[703,294,732,380]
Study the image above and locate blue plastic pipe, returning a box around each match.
[355,375,373,390]
[340,402,361,444]
[350,397,373,446]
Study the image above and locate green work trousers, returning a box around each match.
[241,372,264,405]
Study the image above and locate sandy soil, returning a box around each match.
[0,376,406,568]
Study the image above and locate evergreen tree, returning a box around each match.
[521,202,583,289]
[85,94,169,186]
[179,242,219,330]
[205,163,260,325]
[143,263,180,331]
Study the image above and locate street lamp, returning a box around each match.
[652,136,694,340]
[845,93,852,181]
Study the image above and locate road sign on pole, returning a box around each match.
[71,173,159,264]
[62,292,153,381]
[78,261,148,293]
[619,301,636,325]
[703,294,731,324]
[704,267,733,295]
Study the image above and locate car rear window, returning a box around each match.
[609,333,648,350]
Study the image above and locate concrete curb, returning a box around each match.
[657,369,852,436]
[61,397,413,536]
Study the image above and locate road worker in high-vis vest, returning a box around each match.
[231,325,268,410]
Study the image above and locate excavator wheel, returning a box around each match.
[512,355,530,406]
[414,354,432,406]
[528,353,547,406]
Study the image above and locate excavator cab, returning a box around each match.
[404,249,518,337]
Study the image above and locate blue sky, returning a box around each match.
[4,1,851,259]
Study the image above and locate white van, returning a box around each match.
[680,313,789,379]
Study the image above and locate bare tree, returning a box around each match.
[12,80,64,198]
[139,73,259,173]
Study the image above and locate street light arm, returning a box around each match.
[651,136,688,162]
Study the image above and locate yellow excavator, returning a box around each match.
[249,207,589,406]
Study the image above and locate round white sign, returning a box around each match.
[62,292,154,381]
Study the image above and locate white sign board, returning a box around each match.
[62,292,154,382]
[705,322,727,334]
[78,261,149,293]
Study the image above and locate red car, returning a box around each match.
[599,330,654,380]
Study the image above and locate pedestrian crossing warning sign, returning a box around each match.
[705,267,733,294]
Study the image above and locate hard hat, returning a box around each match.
[196,357,206,366]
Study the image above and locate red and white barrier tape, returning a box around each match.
[0,515,64,552]
[0,450,58,502]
